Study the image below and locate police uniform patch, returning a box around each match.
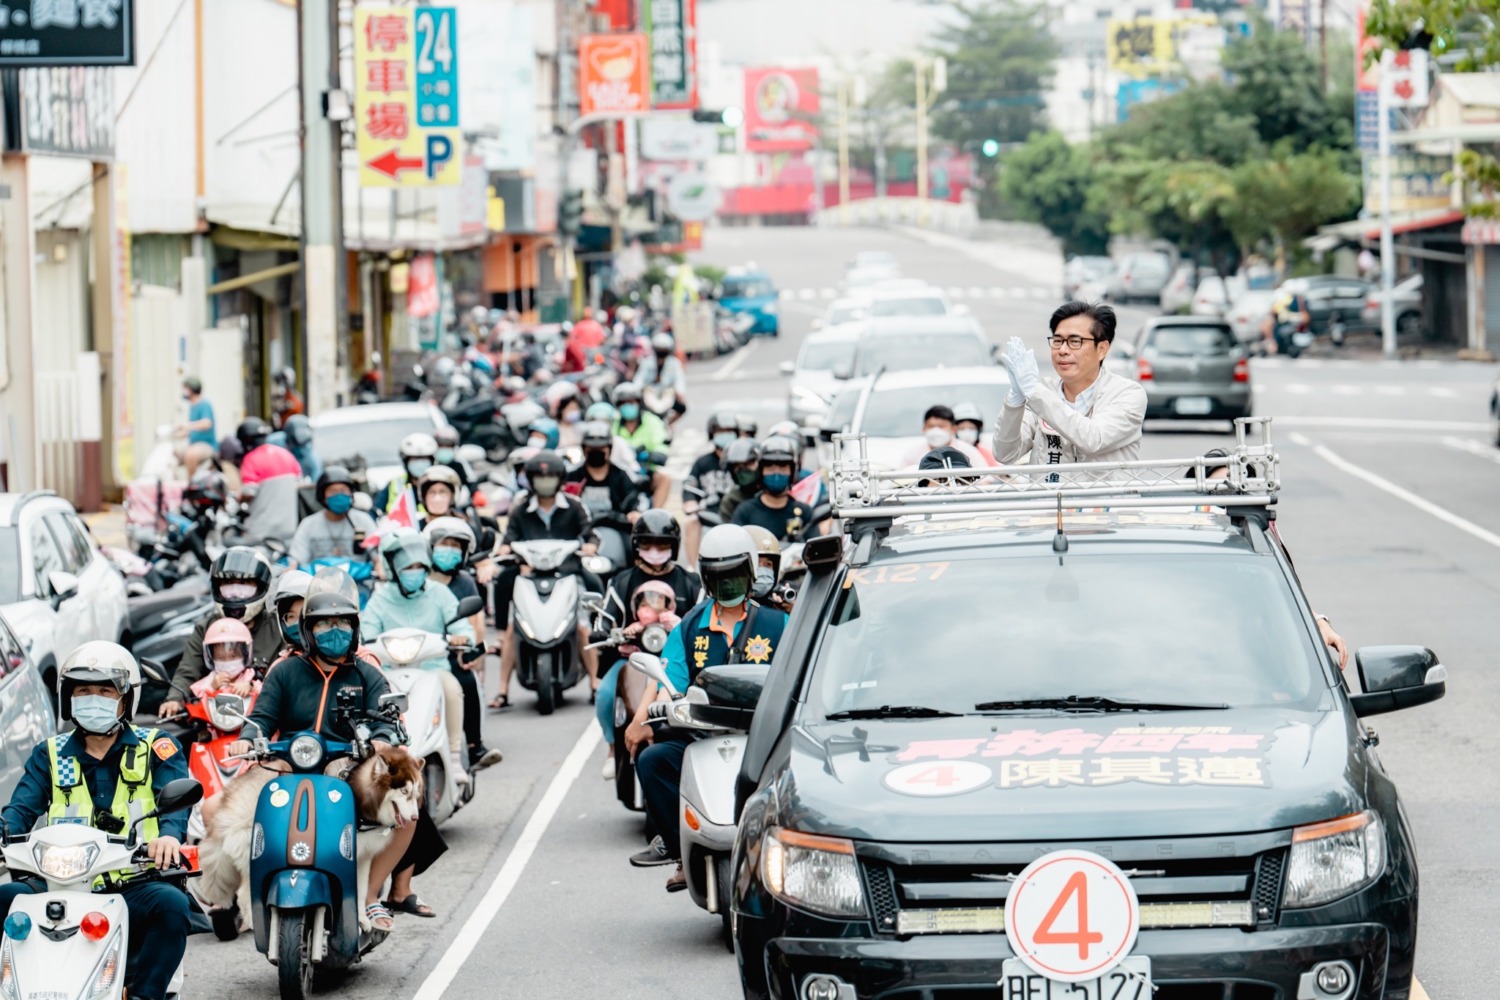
[55,756,80,788]
[744,636,773,664]
[152,738,178,761]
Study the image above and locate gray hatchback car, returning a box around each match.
[1133,316,1252,421]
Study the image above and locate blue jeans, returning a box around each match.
[595,659,625,741]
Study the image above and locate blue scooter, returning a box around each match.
[239,688,407,1000]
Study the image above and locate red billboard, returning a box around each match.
[743,66,819,153]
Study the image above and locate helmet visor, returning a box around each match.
[217,582,259,602]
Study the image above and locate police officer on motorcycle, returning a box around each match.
[0,642,202,1000]
[626,525,787,891]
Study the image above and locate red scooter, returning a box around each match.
[171,685,259,843]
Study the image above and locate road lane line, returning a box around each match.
[711,339,761,382]
[411,723,600,1000]
[1413,978,1431,1000]
[1277,416,1490,433]
[1442,436,1500,467]
[1290,432,1500,551]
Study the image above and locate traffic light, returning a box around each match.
[691,107,744,127]
[981,139,1000,158]
[560,190,584,239]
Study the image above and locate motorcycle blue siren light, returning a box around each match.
[80,912,109,942]
[2,914,29,941]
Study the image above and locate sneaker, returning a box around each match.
[601,756,615,781]
[469,744,503,770]
[629,835,674,868]
[665,863,687,893]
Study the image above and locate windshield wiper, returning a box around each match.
[974,696,1229,713]
[825,705,962,721]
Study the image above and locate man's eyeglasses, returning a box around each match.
[1046,334,1099,350]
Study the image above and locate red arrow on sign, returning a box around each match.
[367,149,424,179]
[1393,79,1414,101]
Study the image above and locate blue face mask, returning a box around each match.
[324,493,354,515]
[762,473,791,495]
[436,448,456,464]
[398,568,429,594]
[713,432,736,451]
[313,624,354,659]
[72,695,122,734]
[619,404,640,422]
[282,621,302,647]
[432,548,463,572]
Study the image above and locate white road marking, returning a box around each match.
[967,287,986,299]
[1331,384,1360,395]
[798,288,816,300]
[411,723,601,1000]
[1374,386,1406,396]
[990,287,1007,298]
[1427,386,1458,398]
[1277,416,1491,432]
[1010,287,1028,297]
[1284,384,1313,394]
[1031,287,1051,298]
[819,287,836,299]
[1290,432,1500,551]
[947,287,965,299]
[1442,435,1500,467]
[779,289,794,300]
[711,338,761,381]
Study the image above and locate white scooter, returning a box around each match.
[0,778,204,1000]
[509,540,598,715]
[366,595,486,825]
[628,652,752,949]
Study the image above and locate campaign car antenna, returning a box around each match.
[1052,492,1068,557]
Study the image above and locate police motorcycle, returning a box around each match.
[0,777,206,1000]
[365,595,486,824]
[584,620,671,812]
[505,540,598,716]
[627,651,763,947]
[229,688,408,1000]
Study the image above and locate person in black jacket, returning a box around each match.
[565,420,646,523]
[492,451,604,708]
[229,590,411,933]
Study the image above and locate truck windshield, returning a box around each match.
[806,553,1324,719]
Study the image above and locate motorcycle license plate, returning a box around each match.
[1173,397,1213,416]
[1292,331,1315,347]
[1000,958,1151,1000]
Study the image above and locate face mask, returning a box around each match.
[754,566,776,599]
[433,548,463,572]
[313,624,354,659]
[213,657,247,679]
[72,695,121,735]
[924,427,953,449]
[407,459,433,478]
[619,404,640,422]
[585,450,609,469]
[563,411,582,424]
[528,436,548,450]
[325,493,354,515]
[734,467,759,489]
[532,476,561,498]
[957,427,980,445]
[655,349,670,360]
[713,576,749,608]
[398,568,429,594]
[762,472,791,495]
[713,432,736,451]
[426,492,451,515]
[282,621,302,647]
[639,546,672,567]
[436,448,456,464]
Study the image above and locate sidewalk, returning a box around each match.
[83,506,128,548]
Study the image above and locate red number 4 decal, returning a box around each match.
[907,766,955,787]
[1033,871,1104,960]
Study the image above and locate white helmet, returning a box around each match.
[698,524,758,609]
[400,432,439,460]
[423,516,477,561]
[59,641,142,726]
[650,331,675,353]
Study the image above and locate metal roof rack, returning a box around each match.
[831,417,1279,522]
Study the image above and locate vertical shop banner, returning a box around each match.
[743,66,819,153]
[642,0,696,109]
[355,6,462,188]
[579,33,649,117]
[1354,4,1385,152]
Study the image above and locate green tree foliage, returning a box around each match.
[999,131,1111,255]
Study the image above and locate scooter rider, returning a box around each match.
[376,432,439,514]
[0,642,202,1000]
[626,525,788,890]
[716,438,761,522]
[433,426,475,493]
[636,331,688,425]
[566,420,646,523]
[415,464,465,529]
[423,517,502,770]
[731,434,814,543]
[612,383,671,509]
[742,524,794,614]
[229,591,413,934]
[160,547,281,715]
[288,465,376,567]
[682,410,738,565]
[270,569,315,655]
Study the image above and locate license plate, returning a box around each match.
[1174,396,1213,415]
[1292,331,1315,346]
[1000,957,1152,1000]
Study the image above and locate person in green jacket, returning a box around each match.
[612,383,670,508]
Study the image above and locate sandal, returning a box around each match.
[364,903,395,932]
[488,693,510,711]
[384,894,436,918]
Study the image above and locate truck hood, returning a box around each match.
[779,708,1364,843]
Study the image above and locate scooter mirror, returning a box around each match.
[380,692,410,713]
[353,491,374,512]
[149,778,205,820]
[450,595,485,622]
[628,652,677,697]
[138,658,170,685]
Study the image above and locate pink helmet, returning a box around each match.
[204,617,253,677]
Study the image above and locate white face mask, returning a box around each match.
[957,427,980,445]
[924,427,952,449]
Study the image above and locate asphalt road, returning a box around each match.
[183,226,1497,1000]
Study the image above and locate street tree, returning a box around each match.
[998,130,1110,255]
[1220,18,1346,153]
[1227,145,1363,267]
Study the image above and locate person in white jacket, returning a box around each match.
[993,301,1147,476]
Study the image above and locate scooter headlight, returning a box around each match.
[32,843,99,882]
[383,635,425,665]
[583,556,612,575]
[289,735,324,770]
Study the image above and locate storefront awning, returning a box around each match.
[1310,209,1465,247]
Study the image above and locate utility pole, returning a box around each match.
[297,0,348,413]
[1377,50,1396,360]
[914,56,945,227]
[837,77,851,226]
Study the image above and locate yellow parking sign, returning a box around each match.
[354,6,462,188]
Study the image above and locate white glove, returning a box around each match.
[1001,337,1043,401]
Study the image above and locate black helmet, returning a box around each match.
[631,509,682,561]
[183,468,228,512]
[210,546,273,620]
[612,382,643,406]
[315,465,356,507]
[580,420,614,450]
[301,590,361,664]
[708,410,738,436]
[236,418,271,452]
[724,438,759,467]
[758,435,799,467]
[524,450,567,499]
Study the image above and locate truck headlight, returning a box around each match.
[761,827,866,919]
[1283,811,1385,908]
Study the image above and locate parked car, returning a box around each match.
[1282,276,1375,334]
[310,402,451,497]
[1132,316,1252,421]
[0,611,56,799]
[719,268,780,336]
[1190,274,1247,317]
[779,327,862,427]
[1225,289,1278,346]
[1107,251,1174,304]
[0,491,131,709]
[1360,273,1426,340]
[1063,255,1114,300]
[1158,262,1206,314]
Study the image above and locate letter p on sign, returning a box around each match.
[1004,850,1140,983]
